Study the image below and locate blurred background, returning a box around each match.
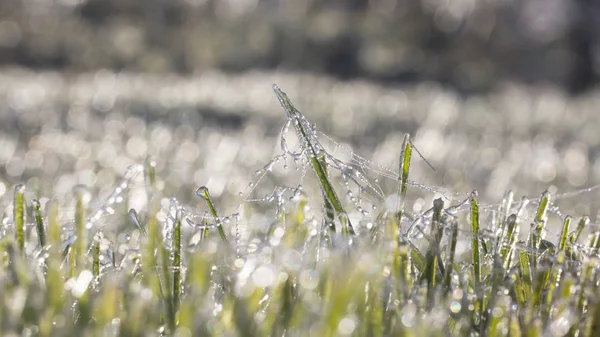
[1,0,600,217]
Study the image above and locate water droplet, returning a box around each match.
[15,184,26,194]
[196,186,209,198]
[357,207,369,217]
[450,302,461,313]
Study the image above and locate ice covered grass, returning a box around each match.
[1,86,600,336]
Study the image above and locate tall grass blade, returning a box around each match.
[196,186,229,245]
[71,187,87,277]
[32,199,46,248]
[530,191,550,270]
[500,214,518,270]
[444,218,458,292]
[397,134,411,223]
[558,216,572,251]
[319,153,336,235]
[14,184,26,252]
[471,191,481,285]
[92,234,100,278]
[173,208,182,313]
[272,84,354,237]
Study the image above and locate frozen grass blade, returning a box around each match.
[319,153,337,235]
[399,134,411,199]
[173,208,182,313]
[92,234,100,278]
[424,198,444,309]
[142,200,163,301]
[397,134,411,223]
[196,186,229,245]
[71,187,87,278]
[558,215,572,251]
[443,218,458,292]
[571,215,589,244]
[518,248,533,303]
[14,184,26,252]
[530,191,550,270]
[500,214,518,270]
[272,84,354,237]
[470,191,481,286]
[129,208,147,236]
[32,199,46,248]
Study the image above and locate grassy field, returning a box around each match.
[1,84,600,336]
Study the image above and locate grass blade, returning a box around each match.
[173,208,182,313]
[32,199,46,248]
[558,215,572,251]
[471,191,481,286]
[129,208,147,236]
[196,186,229,245]
[14,184,26,252]
[500,214,518,271]
[444,218,458,292]
[272,84,354,237]
[397,134,411,223]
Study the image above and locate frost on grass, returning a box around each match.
[2,86,600,335]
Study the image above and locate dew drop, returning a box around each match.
[196,186,209,198]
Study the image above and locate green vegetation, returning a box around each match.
[0,86,599,336]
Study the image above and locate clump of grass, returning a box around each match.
[1,85,600,336]
[273,85,354,238]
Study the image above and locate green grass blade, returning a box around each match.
[500,214,518,270]
[518,249,532,303]
[571,215,590,244]
[558,216,572,251]
[92,234,100,278]
[471,191,481,286]
[272,84,354,237]
[32,199,46,248]
[173,208,182,314]
[444,218,458,292]
[196,186,229,245]
[397,134,411,223]
[129,208,147,236]
[319,153,337,235]
[529,191,550,270]
[14,184,26,252]
[71,187,87,277]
